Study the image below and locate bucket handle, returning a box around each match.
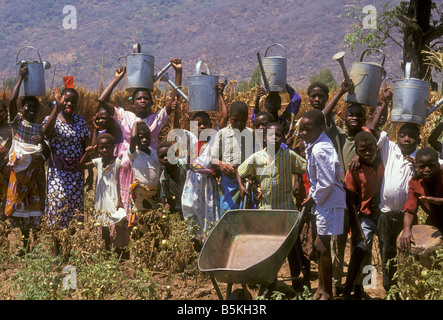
[264,43,287,58]
[16,46,43,64]
[196,60,211,75]
[133,43,141,53]
[404,62,412,79]
[360,48,385,66]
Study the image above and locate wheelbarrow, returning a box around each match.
[198,207,306,300]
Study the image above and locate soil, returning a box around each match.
[0,229,387,301]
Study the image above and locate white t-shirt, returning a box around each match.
[128,147,160,188]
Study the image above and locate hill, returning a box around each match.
[0,0,405,92]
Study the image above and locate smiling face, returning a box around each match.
[62,91,78,116]
[97,137,114,160]
[345,105,366,134]
[95,108,111,130]
[132,90,152,118]
[136,124,151,153]
[21,97,39,122]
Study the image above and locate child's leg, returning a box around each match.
[101,226,111,251]
[314,234,332,300]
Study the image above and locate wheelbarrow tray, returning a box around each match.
[198,209,302,285]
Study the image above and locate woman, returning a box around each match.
[43,86,91,229]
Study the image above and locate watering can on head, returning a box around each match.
[188,60,225,112]
[257,43,287,92]
[391,62,431,125]
[16,46,51,97]
[118,43,173,92]
[344,48,386,107]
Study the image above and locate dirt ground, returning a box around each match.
[0,230,386,301]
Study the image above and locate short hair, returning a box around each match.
[61,88,79,100]
[301,109,325,128]
[97,132,115,145]
[265,92,281,105]
[264,122,283,133]
[229,101,249,117]
[399,122,420,138]
[354,131,377,148]
[255,111,275,122]
[345,103,366,116]
[308,81,329,96]
[416,147,439,163]
[131,88,152,102]
[157,141,172,152]
[192,111,211,123]
[21,96,39,107]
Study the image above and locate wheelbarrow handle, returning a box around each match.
[241,180,251,209]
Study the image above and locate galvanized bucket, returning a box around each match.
[391,62,430,125]
[262,43,287,92]
[345,48,385,107]
[120,43,155,92]
[188,60,219,112]
[16,46,50,97]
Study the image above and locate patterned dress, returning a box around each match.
[43,114,90,228]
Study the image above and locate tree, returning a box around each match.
[309,67,337,90]
[341,1,443,79]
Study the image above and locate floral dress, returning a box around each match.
[43,114,90,228]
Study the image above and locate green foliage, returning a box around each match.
[309,67,337,90]
[237,65,262,92]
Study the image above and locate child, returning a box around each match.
[98,58,182,216]
[236,122,305,209]
[91,105,123,149]
[0,101,12,222]
[6,64,48,255]
[181,81,228,239]
[299,109,346,300]
[211,101,254,215]
[78,133,126,251]
[428,121,443,157]
[400,147,443,251]
[157,141,188,215]
[128,121,161,227]
[368,103,422,293]
[343,131,384,299]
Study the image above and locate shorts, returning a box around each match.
[314,208,345,236]
[356,213,379,250]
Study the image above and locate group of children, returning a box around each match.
[1,56,443,301]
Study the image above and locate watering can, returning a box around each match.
[258,43,287,92]
[391,62,431,125]
[345,48,386,107]
[16,46,51,97]
[119,43,172,92]
[187,61,220,112]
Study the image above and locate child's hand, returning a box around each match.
[219,162,235,177]
[419,196,443,205]
[382,87,392,103]
[217,80,227,96]
[347,155,361,173]
[18,63,28,79]
[301,195,314,210]
[115,66,126,81]
[399,228,415,252]
[239,181,250,199]
[339,78,354,94]
[30,135,43,145]
[256,86,266,98]
[52,87,65,113]
[85,145,95,154]
[170,58,182,72]
[171,96,179,113]
[92,114,100,130]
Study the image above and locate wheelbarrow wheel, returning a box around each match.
[227,288,252,300]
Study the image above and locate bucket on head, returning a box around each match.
[63,76,74,89]
[261,43,287,92]
[345,48,385,107]
[188,61,219,112]
[16,46,50,97]
[119,43,155,92]
[391,62,430,125]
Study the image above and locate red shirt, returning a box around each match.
[403,170,443,232]
[344,160,384,215]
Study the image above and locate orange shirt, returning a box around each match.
[344,160,384,215]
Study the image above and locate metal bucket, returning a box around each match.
[391,62,430,125]
[345,48,385,107]
[120,43,155,92]
[261,43,287,92]
[16,46,50,97]
[188,60,219,112]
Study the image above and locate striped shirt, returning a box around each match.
[237,147,306,210]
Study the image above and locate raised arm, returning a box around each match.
[218,80,228,129]
[9,63,27,121]
[366,88,391,140]
[129,121,140,154]
[97,66,126,117]
[78,146,94,171]
[322,79,354,125]
[251,86,266,122]
[164,58,183,116]
[42,87,65,137]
